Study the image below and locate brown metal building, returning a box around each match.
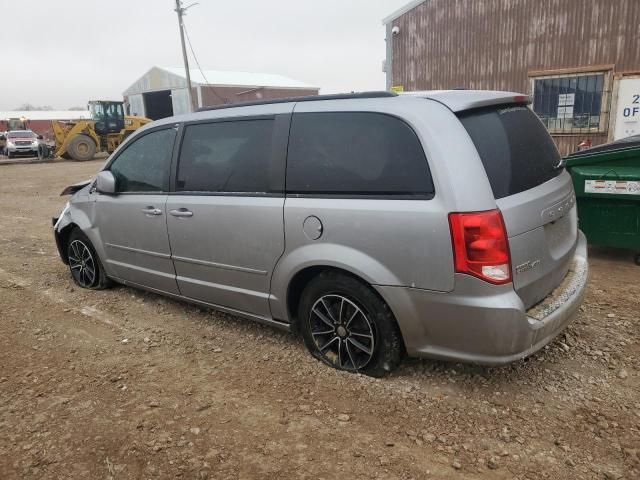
[383,0,640,155]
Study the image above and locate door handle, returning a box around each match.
[142,206,162,216]
[169,208,193,218]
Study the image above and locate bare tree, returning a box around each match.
[14,104,54,111]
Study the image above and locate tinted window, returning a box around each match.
[177,120,274,193]
[109,128,176,192]
[286,112,433,196]
[459,105,562,199]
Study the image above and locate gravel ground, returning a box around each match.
[0,159,638,479]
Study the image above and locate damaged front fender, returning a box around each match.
[60,179,93,196]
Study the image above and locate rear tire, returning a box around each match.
[67,135,96,161]
[634,253,640,266]
[298,271,404,377]
[67,229,112,289]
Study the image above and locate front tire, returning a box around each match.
[66,229,112,289]
[298,272,404,377]
[67,135,97,161]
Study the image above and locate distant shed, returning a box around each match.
[123,66,319,120]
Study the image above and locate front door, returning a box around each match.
[166,116,289,318]
[95,126,179,294]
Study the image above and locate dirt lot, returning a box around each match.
[0,159,638,480]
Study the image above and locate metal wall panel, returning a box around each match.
[171,88,191,115]
[388,0,640,155]
[124,67,187,96]
[127,94,145,117]
[390,0,640,92]
[200,86,319,108]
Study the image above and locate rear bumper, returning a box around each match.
[376,230,589,366]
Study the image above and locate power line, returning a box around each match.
[182,19,227,104]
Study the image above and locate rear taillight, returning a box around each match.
[448,209,512,285]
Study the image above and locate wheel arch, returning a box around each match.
[56,221,80,264]
[54,203,105,271]
[271,244,404,326]
[284,264,399,335]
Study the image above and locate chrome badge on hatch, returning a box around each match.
[541,193,576,222]
[516,259,541,274]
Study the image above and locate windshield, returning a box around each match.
[91,102,124,120]
[8,131,36,139]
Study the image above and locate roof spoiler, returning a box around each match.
[401,90,531,113]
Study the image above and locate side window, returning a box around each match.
[176,119,275,193]
[286,112,434,196]
[109,128,176,192]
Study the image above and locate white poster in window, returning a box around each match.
[558,93,575,106]
[557,106,574,119]
[613,76,640,140]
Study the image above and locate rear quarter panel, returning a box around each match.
[269,96,500,322]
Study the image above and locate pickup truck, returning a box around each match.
[5,130,41,158]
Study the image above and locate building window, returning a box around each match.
[531,72,609,133]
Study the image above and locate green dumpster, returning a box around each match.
[565,135,640,265]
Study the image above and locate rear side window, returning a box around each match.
[459,105,562,199]
[177,119,274,193]
[286,112,434,196]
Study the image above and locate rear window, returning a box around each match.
[459,105,562,199]
[286,112,434,197]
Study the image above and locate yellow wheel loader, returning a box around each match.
[52,101,151,161]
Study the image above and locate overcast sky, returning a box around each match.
[0,0,408,110]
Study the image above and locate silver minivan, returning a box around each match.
[53,91,588,376]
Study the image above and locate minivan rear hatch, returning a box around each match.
[459,104,578,310]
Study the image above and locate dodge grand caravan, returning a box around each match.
[53,91,588,376]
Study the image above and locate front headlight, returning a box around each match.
[7,141,14,147]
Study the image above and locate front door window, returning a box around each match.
[109,128,176,192]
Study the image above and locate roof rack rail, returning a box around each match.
[196,91,397,112]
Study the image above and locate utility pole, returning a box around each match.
[174,0,194,112]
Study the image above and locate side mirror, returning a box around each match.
[37,135,43,140]
[96,171,116,194]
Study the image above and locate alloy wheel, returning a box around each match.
[308,294,375,371]
[68,239,97,288]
